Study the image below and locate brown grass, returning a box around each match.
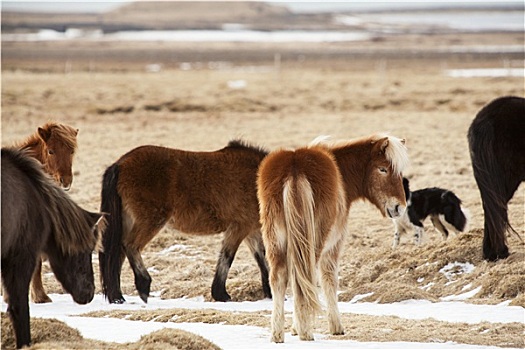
[1,312,221,350]
[1,32,524,348]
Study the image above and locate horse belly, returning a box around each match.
[167,208,227,235]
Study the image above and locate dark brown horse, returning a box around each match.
[468,96,525,261]
[257,134,408,343]
[99,140,271,304]
[14,122,79,304]
[1,147,104,349]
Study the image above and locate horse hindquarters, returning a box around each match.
[468,97,524,261]
[261,175,322,342]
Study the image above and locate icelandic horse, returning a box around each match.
[468,96,525,261]
[13,122,79,304]
[99,140,271,304]
[1,147,104,349]
[257,134,408,343]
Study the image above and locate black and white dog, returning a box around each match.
[392,177,469,248]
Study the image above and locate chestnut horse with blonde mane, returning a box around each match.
[257,134,409,343]
[99,140,271,304]
[14,122,79,304]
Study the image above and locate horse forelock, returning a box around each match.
[45,122,78,150]
[16,122,78,154]
[381,134,409,175]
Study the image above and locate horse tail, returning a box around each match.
[283,175,322,316]
[99,162,124,303]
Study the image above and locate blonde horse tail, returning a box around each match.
[283,175,322,316]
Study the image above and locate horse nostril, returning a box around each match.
[395,204,400,214]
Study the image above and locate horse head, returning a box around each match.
[38,123,78,191]
[365,135,409,219]
[47,211,106,304]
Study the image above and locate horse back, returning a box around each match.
[115,144,266,234]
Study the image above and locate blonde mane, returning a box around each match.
[377,133,409,175]
[308,133,408,175]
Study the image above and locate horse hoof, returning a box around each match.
[212,292,231,302]
[139,293,149,304]
[33,295,52,304]
[110,297,126,304]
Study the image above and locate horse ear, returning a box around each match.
[75,129,79,136]
[379,137,389,153]
[38,127,52,142]
[400,138,406,145]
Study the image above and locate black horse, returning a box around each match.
[1,148,105,348]
[468,96,525,261]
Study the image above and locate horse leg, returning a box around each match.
[243,230,272,299]
[268,246,288,343]
[479,178,521,261]
[211,227,245,302]
[124,246,152,303]
[430,215,449,240]
[2,255,36,349]
[319,236,344,336]
[30,258,52,303]
[110,250,127,304]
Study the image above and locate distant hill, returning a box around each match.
[1,1,340,32]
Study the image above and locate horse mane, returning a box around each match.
[309,133,409,175]
[377,133,409,175]
[226,139,269,157]
[2,147,99,255]
[16,122,78,151]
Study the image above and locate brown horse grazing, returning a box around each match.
[99,140,271,304]
[1,147,105,349]
[257,134,408,343]
[468,96,525,261]
[14,122,79,304]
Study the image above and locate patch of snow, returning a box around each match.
[441,286,483,302]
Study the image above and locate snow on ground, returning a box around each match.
[2,294,523,349]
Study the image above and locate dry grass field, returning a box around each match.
[1,30,524,349]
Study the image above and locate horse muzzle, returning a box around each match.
[386,203,405,219]
[72,287,95,305]
[60,177,72,191]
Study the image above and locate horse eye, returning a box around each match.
[379,167,388,174]
[48,150,55,155]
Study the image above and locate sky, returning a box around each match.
[1,1,523,14]
[2,292,523,349]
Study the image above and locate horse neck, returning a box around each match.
[18,135,46,164]
[332,144,370,205]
